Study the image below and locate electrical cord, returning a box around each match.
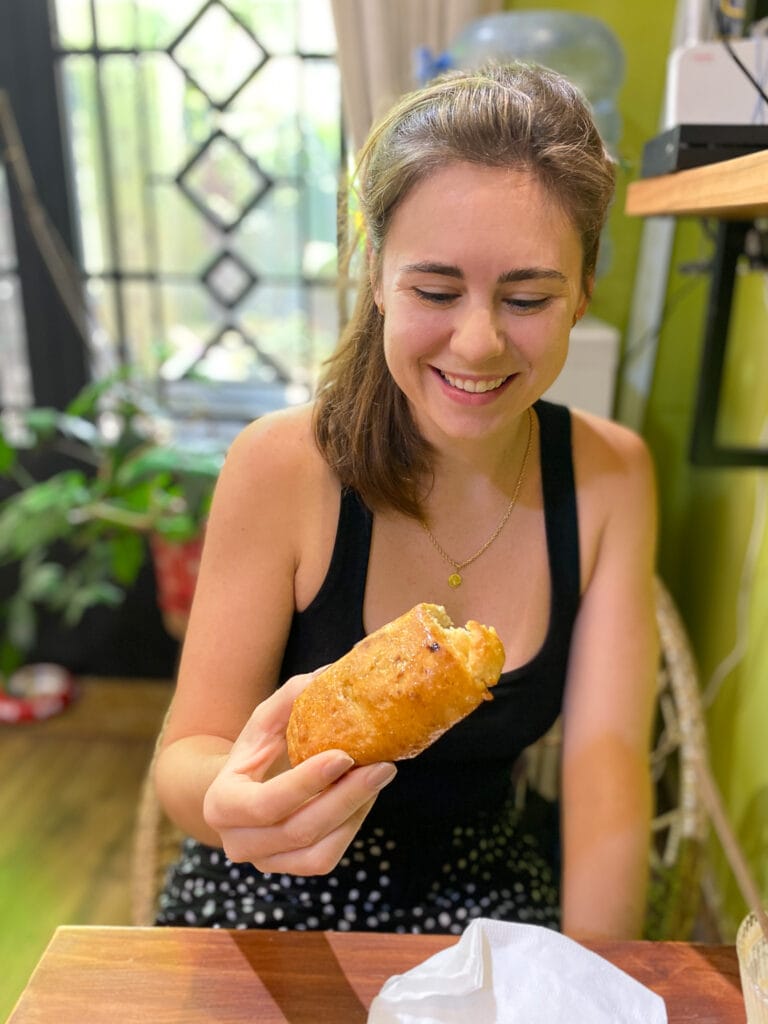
[615,274,705,381]
[615,221,717,380]
[713,0,768,106]
[721,35,768,105]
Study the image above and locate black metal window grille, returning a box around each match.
[52,0,341,431]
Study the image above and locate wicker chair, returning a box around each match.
[130,577,710,936]
[515,577,710,939]
[131,703,182,927]
[645,577,710,938]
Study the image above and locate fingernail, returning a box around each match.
[321,751,355,782]
[365,763,397,791]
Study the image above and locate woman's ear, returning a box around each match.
[576,275,594,320]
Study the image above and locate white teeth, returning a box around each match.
[441,372,507,393]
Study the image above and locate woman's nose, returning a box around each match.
[450,304,507,363]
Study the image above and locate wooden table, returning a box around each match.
[8,926,744,1023]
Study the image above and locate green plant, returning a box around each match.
[0,373,224,673]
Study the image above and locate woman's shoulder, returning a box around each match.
[569,408,655,487]
[215,403,339,516]
[225,402,328,478]
[230,401,314,454]
[568,409,657,583]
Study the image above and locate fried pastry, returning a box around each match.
[286,602,504,766]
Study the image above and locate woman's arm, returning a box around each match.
[153,408,395,869]
[559,415,659,940]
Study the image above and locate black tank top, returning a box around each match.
[279,399,580,834]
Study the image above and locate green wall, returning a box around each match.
[504,1,768,936]
[498,0,677,332]
[646,248,768,936]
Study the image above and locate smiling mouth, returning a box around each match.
[438,370,511,394]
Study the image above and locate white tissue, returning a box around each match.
[367,918,667,1024]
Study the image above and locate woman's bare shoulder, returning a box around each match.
[228,403,320,466]
[568,410,657,587]
[222,403,334,489]
[569,409,655,489]
[210,403,338,531]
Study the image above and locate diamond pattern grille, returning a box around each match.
[168,0,268,110]
[53,0,339,421]
[177,131,273,233]
[202,250,258,308]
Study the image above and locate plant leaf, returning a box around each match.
[153,513,199,543]
[0,472,92,560]
[22,560,65,601]
[107,531,146,585]
[5,593,37,653]
[63,581,125,625]
[0,636,24,676]
[65,368,130,418]
[117,446,223,486]
[19,407,61,441]
[0,435,17,474]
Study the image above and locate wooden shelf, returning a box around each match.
[625,148,768,219]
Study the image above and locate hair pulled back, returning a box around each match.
[314,61,615,518]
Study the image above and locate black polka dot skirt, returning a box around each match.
[156,798,560,934]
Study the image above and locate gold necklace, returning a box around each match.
[421,407,534,588]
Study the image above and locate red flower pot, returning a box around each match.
[150,533,204,641]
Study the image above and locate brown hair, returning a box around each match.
[314,61,616,518]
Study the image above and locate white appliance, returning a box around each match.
[665,37,768,127]
[544,315,620,418]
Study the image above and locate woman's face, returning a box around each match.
[372,162,589,448]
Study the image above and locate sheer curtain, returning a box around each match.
[330,0,503,153]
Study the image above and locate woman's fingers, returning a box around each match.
[250,797,378,876]
[244,754,395,828]
[205,747,354,832]
[227,673,316,776]
[253,761,396,842]
[209,759,396,863]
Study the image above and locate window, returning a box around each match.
[0,164,30,407]
[53,0,341,429]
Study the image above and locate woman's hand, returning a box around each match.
[202,673,397,876]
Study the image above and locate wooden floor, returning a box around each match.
[0,676,172,1020]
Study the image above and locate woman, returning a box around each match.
[154,62,658,939]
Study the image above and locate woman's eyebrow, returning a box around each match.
[498,268,568,284]
[400,261,463,278]
[400,261,567,285]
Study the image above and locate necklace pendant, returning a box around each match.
[448,572,463,588]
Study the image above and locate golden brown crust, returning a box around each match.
[286,603,505,766]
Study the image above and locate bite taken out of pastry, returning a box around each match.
[286,602,505,766]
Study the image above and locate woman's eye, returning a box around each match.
[505,297,551,313]
[413,288,456,304]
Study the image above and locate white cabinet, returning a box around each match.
[544,315,620,419]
